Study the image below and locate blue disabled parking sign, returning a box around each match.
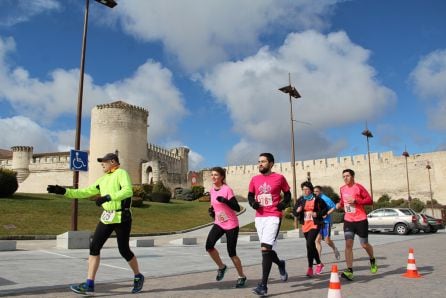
[70,149,88,171]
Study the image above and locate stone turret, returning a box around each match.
[11,146,33,182]
[89,101,149,184]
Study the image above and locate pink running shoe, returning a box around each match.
[315,263,324,275]
[306,267,314,277]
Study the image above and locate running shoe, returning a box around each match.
[278,260,288,281]
[341,269,354,281]
[235,276,247,288]
[306,267,314,277]
[132,274,145,294]
[334,247,341,260]
[370,259,378,274]
[315,263,325,275]
[70,282,94,295]
[252,283,268,296]
[216,265,227,281]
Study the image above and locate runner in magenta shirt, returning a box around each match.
[248,173,290,217]
[248,153,291,296]
[205,167,247,288]
[336,168,377,282]
[339,181,372,222]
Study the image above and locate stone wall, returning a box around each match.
[202,151,446,205]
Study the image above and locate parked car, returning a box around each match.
[367,208,419,235]
[423,214,445,233]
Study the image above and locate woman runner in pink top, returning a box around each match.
[205,167,247,288]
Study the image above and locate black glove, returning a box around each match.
[47,185,66,195]
[208,207,215,219]
[216,196,226,203]
[277,202,287,211]
[96,195,111,206]
[251,201,260,210]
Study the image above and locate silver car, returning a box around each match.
[367,208,419,235]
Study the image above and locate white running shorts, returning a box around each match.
[255,216,280,247]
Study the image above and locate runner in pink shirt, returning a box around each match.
[337,168,377,281]
[205,167,247,288]
[248,153,291,296]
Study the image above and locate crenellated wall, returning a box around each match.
[202,151,446,205]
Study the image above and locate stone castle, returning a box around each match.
[0,101,190,192]
[1,100,446,207]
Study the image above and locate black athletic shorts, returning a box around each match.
[343,219,369,239]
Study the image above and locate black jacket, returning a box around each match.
[292,195,328,226]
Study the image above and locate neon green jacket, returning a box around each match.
[65,168,133,223]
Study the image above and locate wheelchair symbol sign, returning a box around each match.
[70,149,88,171]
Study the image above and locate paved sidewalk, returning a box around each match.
[1,228,445,297]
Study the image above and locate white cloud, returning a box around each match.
[111,0,339,71]
[188,150,205,171]
[410,49,446,130]
[0,116,88,153]
[0,36,187,146]
[203,30,396,164]
[0,0,61,27]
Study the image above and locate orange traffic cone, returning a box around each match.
[327,264,342,298]
[402,248,421,278]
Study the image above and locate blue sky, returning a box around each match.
[1,0,446,170]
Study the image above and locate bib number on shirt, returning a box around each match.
[101,210,116,223]
[304,211,314,221]
[257,194,273,207]
[344,204,356,213]
[216,211,229,223]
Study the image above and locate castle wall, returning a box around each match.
[202,151,446,205]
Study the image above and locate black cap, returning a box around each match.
[97,153,119,164]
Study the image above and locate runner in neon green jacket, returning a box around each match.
[64,167,133,224]
[47,152,144,295]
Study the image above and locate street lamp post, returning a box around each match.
[71,0,117,231]
[279,73,301,230]
[361,123,374,209]
[426,163,434,216]
[402,148,411,209]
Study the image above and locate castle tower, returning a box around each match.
[89,101,149,185]
[177,146,190,181]
[11,146,33,182]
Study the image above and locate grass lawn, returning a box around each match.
[0,193,298,238]
[0,193,213,237]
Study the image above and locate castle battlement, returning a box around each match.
[225,151,434,176]
[148,143,181,161]
[96,100,149,117]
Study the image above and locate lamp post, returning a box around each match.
[361,123,374,209]
[71,0,117,231]
[402,148,411,209]
[426,163,434,216]
[279,73,301,230]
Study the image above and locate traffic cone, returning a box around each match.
[402,248,421,278]
[327,264,342,298]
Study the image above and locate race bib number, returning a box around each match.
[304,211,313,221]
[101,210,116,223]
[344,204,356,213]
[257,194,273,206]
[217,211,229,223]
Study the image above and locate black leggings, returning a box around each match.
[205,224,239,257]
[90,219,135,261]
[304,228,321,267]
